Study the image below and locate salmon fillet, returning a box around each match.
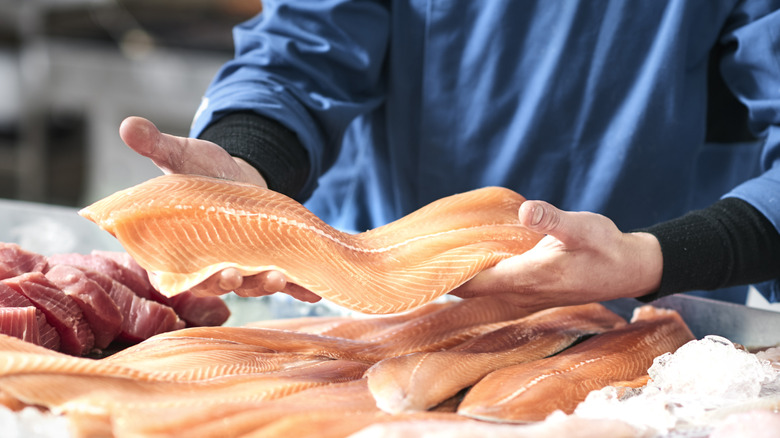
[79,174,542,314]
[142,296,533,363]
[457,306,695,422]
[366,303,626,413]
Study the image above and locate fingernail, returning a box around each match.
[531,205,544,226]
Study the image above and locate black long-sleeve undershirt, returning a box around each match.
[199,111,780,301]
[199,112,311,200]
[638,197,780,301]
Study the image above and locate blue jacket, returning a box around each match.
[191,0,780,301]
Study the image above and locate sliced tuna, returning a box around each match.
[0,306,40,345]
[3,272,95,356]
[0,243,47,280]
[0,282,60,351]
[81,270,185,343]
[47,253,153,300]
[44,265,123,350]
[91,251,230,327]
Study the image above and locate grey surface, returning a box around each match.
[0,198,123,255]
[603,295,780,349]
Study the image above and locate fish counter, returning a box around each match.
[0,198,779,437]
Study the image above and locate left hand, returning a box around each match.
[450,200,663,311]
[119,116,267,187]
[120,116,320,302]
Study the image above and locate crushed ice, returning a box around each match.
[573,335,780,436]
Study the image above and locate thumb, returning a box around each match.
[520,200,617,249]
[518,200,586,247]
[518,200,562,233]
[119,116,184,173]
[120,116,162,157]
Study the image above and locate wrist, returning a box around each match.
[199,111,310,199]
[233,157,268,188]
[624,231,663,298]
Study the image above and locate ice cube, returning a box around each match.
[648,336,779,408]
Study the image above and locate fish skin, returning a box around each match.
[366,303,626,413]
[79,174,542,314]
[457,306,695,423]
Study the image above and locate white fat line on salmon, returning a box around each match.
[493,357,603,406]
[175,204,532,255]
[407,352,435,383]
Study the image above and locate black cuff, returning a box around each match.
[198,111,311,199]
[636,197,780,302]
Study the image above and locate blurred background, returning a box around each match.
[0,0,261,207]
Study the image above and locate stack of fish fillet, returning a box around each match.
[0,297,694,437]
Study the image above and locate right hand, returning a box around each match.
[120,116,320,303]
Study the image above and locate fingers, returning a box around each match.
[449,256,530,299]
[229,270,321,303]
[217,268,244,291]
[284,283,323,303]
[230,270,286,297]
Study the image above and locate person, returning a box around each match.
[120,0,780,309]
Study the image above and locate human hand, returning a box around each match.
[119,116,267,187]
[188,269,322,303]
[450,200,663,311]
[120,116,318,302]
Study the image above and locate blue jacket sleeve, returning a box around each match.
[189,0,390,200]
[720,2,780,301]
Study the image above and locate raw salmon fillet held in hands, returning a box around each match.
[79,174,542,314]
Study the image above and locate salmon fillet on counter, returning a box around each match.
[79,174,543,314]
[366,303,626,413]
[0,302,706,437]
[457,306,696,422]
